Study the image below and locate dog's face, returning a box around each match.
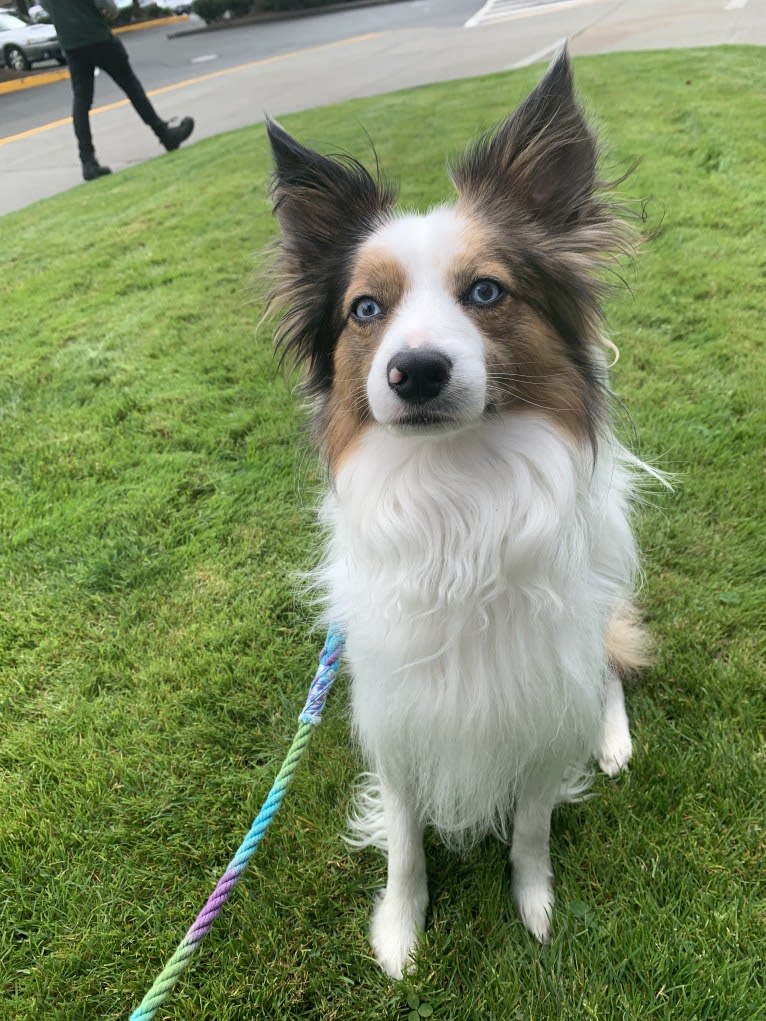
[338,207,490,433]
[267,51,628,470]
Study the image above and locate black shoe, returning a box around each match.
[160,116,194,152]
[82,157,111,181]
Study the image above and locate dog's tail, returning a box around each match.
[606,600,654,679]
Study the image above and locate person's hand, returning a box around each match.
[96,0,120,22]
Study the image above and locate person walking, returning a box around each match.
[43,0,194,181]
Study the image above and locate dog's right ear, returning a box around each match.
[266,117,396,260]
[450,49,598,231]
[265,118,396,392]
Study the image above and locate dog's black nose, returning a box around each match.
[387,350,452,403]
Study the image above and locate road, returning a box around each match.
[1,0,481,139]
[1,0,764,215]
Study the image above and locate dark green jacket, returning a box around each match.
[43,0,115,52]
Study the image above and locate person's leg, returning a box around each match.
[93,37,164,131]
[65,47,111,179]
[65,48,96,159]
[94,38,194,150]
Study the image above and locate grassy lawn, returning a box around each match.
[2,46,764,1021]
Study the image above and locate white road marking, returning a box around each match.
[466,0,604,28]
[724,0,748,8]
[191,53,218,63]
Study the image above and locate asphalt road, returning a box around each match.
[1,0,481,139]
[1,0,764,215]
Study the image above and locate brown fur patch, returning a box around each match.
[454,213,594,442]
[343,247,408,320]
[322,247,408,473]
[481,302,593,441]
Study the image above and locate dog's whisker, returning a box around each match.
[503,391,581,413]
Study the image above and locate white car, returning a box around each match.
[153,0,194,11]
[0,10,63,71]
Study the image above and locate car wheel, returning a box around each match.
[5,46,30,72]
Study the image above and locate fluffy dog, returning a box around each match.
[265,49,653,977]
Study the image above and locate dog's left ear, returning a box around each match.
[266,117,396,263]
[451,49,597,229]
[265,118,397,393]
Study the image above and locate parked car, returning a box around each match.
[129,0,193,11]
[0,10,64,71]
[154,0,194,11]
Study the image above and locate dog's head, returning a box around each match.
[266,50,629,470]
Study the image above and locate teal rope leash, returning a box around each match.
[128,625,345,1021]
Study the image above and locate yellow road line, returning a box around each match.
[0,32,380,146]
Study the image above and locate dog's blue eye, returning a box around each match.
[351,296,384,322]
[467,279,503,306]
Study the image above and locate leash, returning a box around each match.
[128,625,345,1021]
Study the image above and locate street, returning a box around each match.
[1,0,764,215]
[1,0,483,139]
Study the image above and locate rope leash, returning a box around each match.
[128,625,345,1021]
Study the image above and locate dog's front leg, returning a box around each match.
[369,781,428,979]
[511,776,558,943]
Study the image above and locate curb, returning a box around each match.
[114,13,189,33]
[0,68,69,94]
[0,14,188,95]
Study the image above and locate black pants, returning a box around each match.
[66,37,164,160]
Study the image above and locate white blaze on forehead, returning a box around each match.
[361,205,489,426]
[362,205,469,291]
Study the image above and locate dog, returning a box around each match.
[265,49,654,978]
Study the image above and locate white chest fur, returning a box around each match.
[317,413,637,842]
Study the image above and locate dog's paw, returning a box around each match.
[513,879,554,943]
[598,722,633,777]
[369,892,424,979]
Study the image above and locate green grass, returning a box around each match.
[1,45,764,1021]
